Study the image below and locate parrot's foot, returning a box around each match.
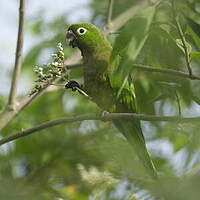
[65,80,90,98]
[99,110,109,122]
[65,80,81,91]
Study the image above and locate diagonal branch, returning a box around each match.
[106,0,114,25]
[0,112,200,146]
[7,0,25,109]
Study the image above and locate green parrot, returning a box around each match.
[66,23,158,179]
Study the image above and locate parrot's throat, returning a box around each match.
[81,47,110,75]
[79,44,102,60]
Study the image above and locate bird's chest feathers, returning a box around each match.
[83,60,108,97]
[83,57,115,110]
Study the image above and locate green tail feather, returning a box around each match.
[113,119,158,179]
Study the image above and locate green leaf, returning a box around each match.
[179,3,200,26]
[112,5,156,60]
[152,26,175,42]
[175,39,192,55]
[173,134,189,152]
[186,27,200,51]
[190,52,200,61]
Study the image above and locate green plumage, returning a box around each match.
[67,23,157,179]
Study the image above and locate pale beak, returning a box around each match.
[66,30,77,48]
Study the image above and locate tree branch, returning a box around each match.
[3,61,197,130]
[0,112,200,146]
[0,78,54,130]
[106,0,114,25]
[133,64,200,80]
[7,0,25,109]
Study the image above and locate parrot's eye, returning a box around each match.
[77,27,87,35]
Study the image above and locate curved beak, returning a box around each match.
[66,30,77,48]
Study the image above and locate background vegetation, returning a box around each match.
[0,0,200,199]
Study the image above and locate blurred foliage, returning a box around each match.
[1,0,200,199]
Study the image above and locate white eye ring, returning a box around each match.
[77,27,87,35]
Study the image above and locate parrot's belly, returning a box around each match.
[84,77,116,112]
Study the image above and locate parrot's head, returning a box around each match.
[66,23,111,57]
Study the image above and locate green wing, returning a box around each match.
[108,57,157,178]
[114,85,157,178]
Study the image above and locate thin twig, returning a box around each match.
[172,0,192,77]
[175,91,181,116]
[64,63,84,70]
[7,0,25,109]
[133,64,200,80]
[0,112,200,146]
[75,87,90,98]
[106,0,114,25]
